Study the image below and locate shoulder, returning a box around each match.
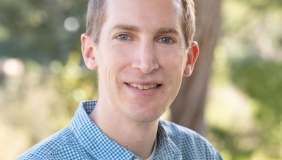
[16,127,75,160]
[159,120,223,159]
[160,120,204,139]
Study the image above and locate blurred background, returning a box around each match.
[0,0,282,159]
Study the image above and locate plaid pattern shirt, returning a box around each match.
[17,100,223,160]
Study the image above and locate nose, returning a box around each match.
[132,41,159,73]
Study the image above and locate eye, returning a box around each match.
[158,37,174,44]
[117,34,131,41]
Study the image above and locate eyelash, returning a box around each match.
[115,34,176,44]
[116,34,131,41]
[157,37,175,44]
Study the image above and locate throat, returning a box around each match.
[90,100,159,159]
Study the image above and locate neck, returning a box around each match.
[90,101,158,159]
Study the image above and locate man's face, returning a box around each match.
[83,0,198,122]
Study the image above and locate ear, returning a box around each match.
[183,41,199,77]
[81,33,98,70]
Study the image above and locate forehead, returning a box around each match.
[103,0,182,32]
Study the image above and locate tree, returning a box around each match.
[171,0,222,134]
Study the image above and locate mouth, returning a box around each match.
[126,83,161,90]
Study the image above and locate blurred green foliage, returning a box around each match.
[208,0,282,159]
[1,0,282,159]
[231,56,282,158]
[0,0,98,159]
[0,0,88,64]
[237,0,282,11]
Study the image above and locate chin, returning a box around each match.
[130,115,160,123]
[125,106,165,123]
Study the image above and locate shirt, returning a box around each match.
[16,100,223,160]
[146,139,156,160]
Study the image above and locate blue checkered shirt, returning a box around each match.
[17,100,223,160]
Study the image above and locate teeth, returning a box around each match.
[129,83,158,90]
[138,85,143,89]
[144,85,150,89]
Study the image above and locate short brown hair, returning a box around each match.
[85,0,195,47]
[85,0,107,43]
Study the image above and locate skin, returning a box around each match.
[81,0,199,158]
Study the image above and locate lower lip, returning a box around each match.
[125,83,162,97]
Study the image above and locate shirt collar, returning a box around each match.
[154,121,182,159]
[69,100,137,159]
[69,100,181,159]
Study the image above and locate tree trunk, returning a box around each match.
[170,0,222,134]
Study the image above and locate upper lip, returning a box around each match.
[125,81,161,85]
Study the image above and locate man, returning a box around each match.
[17,0,223,159]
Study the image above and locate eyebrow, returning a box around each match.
[111,24,140,32]
[111,24,180,36]
[155,28,180,36]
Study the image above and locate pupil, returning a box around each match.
[120,35,127,40]
[163,38,169,43]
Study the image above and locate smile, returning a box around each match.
[127,83,160,90]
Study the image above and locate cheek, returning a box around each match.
[103,42,134,64]
[158,51,186,74]
[98,43,133,83]
[157,51,186,89]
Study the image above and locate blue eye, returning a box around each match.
[117,34,130,41]
[160,37,173,44]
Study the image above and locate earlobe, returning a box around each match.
[81,33,98,70]
[183,41,199,77]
